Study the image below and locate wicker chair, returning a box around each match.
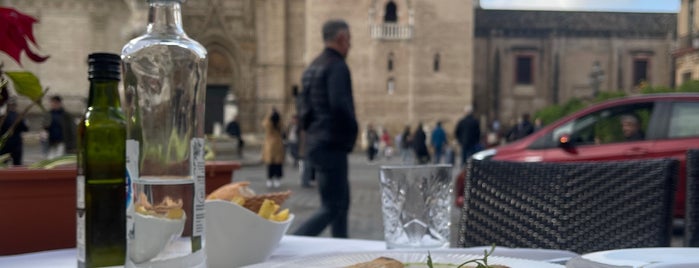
[686,149,699,247]
[458,158,678,254]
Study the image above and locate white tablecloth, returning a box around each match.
[0,235,577,267]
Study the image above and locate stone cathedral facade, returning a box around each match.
[2,0,475,139]
[2,0,676,144]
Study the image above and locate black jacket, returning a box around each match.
[455,113,481,149]
[301,48,358,155]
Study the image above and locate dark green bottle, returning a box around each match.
[77,53,127,268]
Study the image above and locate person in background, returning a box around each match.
[430,121,447,164]
[226,117,244,158]
[286,115,301,168]
[534,117,543,131]
[293,19,358,238]
[366,124,379,162]
[455,106,481,166]
[380,128,393,160]
[400,125,412,164]
[508,113,534,141]
[262,108,285,188]
[620,114,644,141]
[0,98,29,165]
[43,95,76,158]
[413,122,430,164]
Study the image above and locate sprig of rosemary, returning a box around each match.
[426,244,497,268]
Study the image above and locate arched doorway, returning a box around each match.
[206,48,236,136]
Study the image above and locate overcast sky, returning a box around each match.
[480,0,680,13]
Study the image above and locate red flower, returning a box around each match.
[0,7,49,65]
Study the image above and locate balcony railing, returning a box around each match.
[370,23,413,40]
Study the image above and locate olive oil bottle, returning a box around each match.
[77,53,127,267]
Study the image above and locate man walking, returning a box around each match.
[293,19,358,238]
[455,106,480,166]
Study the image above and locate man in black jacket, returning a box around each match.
[455,106,481,166]
[293,19,358,238]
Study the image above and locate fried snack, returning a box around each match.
[271,208,290,222]
[257,199,277,219]
[207,181,256,201]
[208,182,292,222]
[346,257,404,268]
[134,193,185,220]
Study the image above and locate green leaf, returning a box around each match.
[5,71,43,102]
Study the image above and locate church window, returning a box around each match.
[515,55,533,85]
[387,77,395,94]
[388,52,394,71]
[633,58,649,86]
[384,1,397,22]
[433,53,440,72]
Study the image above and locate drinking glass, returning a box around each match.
[379,164,453,249]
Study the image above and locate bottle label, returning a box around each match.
[125,140,139,246]
[191,138,206,237]
[76,175,86,263]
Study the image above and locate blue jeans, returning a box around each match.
[301,159,315,187]
[293,151,349,238]
[433,146,443,164]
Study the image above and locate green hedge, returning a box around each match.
[534,80,699,125]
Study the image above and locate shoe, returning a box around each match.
[273,179,281,188]
[266,180,273,188]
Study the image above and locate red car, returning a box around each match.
[458,93,699,218]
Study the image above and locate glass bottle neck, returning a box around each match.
[88,79,122,108]
[147,1,184,35]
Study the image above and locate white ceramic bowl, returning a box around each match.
[128,211,186,263]
[205,200,294,268]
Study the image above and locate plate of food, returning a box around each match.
[242,248,564,268]
[579,247,699,267]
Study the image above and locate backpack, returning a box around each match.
[298,67,316,130]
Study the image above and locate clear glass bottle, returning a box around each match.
[77,53,127,268]
[121,0,207,267]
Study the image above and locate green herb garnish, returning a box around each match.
[426,244,497,268]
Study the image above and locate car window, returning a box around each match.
[531,102,654,149]
[668,102,699,138]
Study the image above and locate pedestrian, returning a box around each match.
[0,98,29,165]
[43,95,76,159]
[286,115,301,168]
[262,108,285,188]
[508,113,534,141]
[366,124,379,162]
[226,117,244,157]
[534,117,543,131]
[430,121,447,164]
[455,105,481,166]
[400,125,412,164]
[293,19,358,238]
[380,128,393,159]
[413,123,430,164]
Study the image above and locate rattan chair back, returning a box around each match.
[458,158,677,253]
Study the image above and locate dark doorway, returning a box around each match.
[205,85,229,134]
[633,59,649,86]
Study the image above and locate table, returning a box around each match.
[0,235,578,267]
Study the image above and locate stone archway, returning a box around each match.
[203,42,255,137]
